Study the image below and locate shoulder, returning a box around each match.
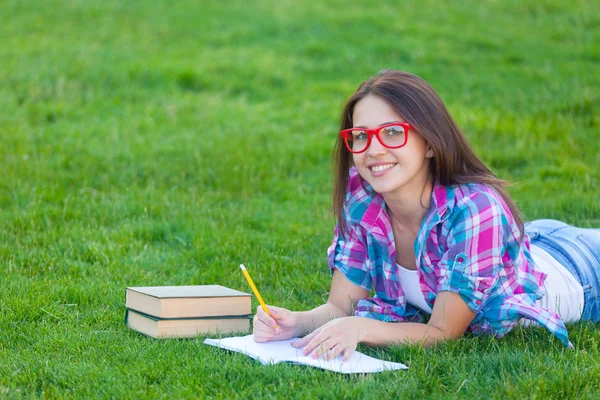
[439,182,519,244]
[446,183,513,223]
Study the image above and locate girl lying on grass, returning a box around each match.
[252,69,600,361]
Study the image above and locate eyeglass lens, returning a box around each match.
[347,125,407,152]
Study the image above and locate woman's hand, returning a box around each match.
[252,305,300,342]
[291,316,364,362]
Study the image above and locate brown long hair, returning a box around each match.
[332,69,524,239]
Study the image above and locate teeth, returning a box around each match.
[371,163,396,172]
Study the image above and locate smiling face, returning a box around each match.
[351,95,432,195]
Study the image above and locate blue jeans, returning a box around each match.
[525,219,600,323]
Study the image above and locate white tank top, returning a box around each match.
[397,264,432,313]
[528,244,584,323]
[397,245,584,323]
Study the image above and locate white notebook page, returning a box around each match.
[204,334,407,374]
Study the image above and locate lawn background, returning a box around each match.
[1,0,600,398]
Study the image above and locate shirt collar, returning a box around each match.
[431,180,453,222]
[345,176,386,228]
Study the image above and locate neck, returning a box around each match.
[383,174,433,232]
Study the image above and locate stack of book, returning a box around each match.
[125,285,252,338]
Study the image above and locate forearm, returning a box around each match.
[293,302,351,336]
[358,318,452,348]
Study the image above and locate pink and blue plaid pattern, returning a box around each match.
[328,167,571,347]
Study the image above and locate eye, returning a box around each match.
[352,130,368,141]
[383,126,405,136]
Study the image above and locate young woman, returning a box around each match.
[252,70,600,361]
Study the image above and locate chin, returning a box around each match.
[371,184,402,195]
[364,179,404,194]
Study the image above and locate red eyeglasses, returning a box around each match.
[340,122,412,154]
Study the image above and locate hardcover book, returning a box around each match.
[125,285,251,319]
[126,309,251,339]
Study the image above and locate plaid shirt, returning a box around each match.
[328,167,571,347]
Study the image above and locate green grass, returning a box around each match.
[1,0,600,398]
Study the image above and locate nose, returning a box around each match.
[366,134,388,156]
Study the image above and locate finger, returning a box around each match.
[294,330,320,356]
[293,334,312,349]
[255,307,279,330]
[311,338,336,359]
[252,327,271,342]
[303,338,324,357]
[252,321,274,340]
[264,306,284,332]
[252,314,270,331]
[262,304,286,319]
[323,344,343,361]
[253,324,287,342]
[253,334,269,343]
[291,333,311,349]
[252,318,279,342]
[252,323,279,335]
[341,346,355,362]
[302,329,330,357]
[291,326,319,348]
[265,305,282,315]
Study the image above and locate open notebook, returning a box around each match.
[204,334,407,374]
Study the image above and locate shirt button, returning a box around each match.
[457,257,465,263]
[475,299,481,305]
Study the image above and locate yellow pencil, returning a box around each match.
[239,264,279,330]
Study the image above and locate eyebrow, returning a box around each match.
[353,120,402,128]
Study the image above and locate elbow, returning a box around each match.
[325,300,353,318]
[425,323,466,344]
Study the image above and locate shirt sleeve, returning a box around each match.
[436,191,510,313]
[327,223,372,291]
